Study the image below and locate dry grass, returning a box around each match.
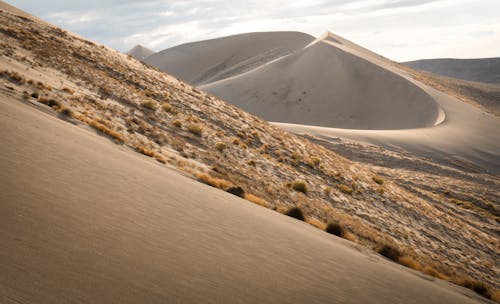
[453,276,492,299]
[187,124,202,136]
[284,207,305,221]
[215,142,226,152]
[398,256,422,270]
[306,218,327,230]
[37,97,60,109]
[195,173,232,190]
[422,266,448,280]
[85,118,124,143]
[244,194,269,207]
[376,244,402,262]
[372,175,384,185]
[338,184,353,195]
[141,101,157,111]
[291,180,308,194]
[134,145,155,157]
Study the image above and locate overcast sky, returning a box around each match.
[7,0,500,61]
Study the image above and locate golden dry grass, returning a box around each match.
[244,194,269,207]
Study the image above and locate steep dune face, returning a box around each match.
[202,33,440,130]
[0,94,486,304]
[403,58,500,84]
[126,44,155,61]
[144,31,314,85]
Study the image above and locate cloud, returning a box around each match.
[5,0,500,61]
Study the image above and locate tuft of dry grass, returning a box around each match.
[338,184,353,195]
[215,142,226,152]
[376,244,402,262]
[307,218,326,230]
[141,101,157,111]
[195,173,232,190]
[284,206,305,221]
[244,194,269,207]
[325,222,345,237]
[162,102,172,113]
[398,256,421,270]
[37,97,60,109]
[422,266,448,280]
[173,120,182,128]
[134,145,155,157]
[453,276,492,299]
[187,124,202,136]
[291,181,308,194]
[372,175,384,185]
[58,107,73,117]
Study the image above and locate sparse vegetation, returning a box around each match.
[291,181,308,194]
[162,102,172,112]
[134,145,155,157]
[244,194,269,207]
[187,124,202,136]
[215,142,226,152]
[37,97,60,109]
[196,173,232,190]
[141,101,157,111]
[284,207,305,221]
[338,184,353,195]
[325,222,344,237]
[372,175,384,185]
[376,244,402,262]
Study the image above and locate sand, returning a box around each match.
[0,94,489,304]
[126,44,155,61]
[144,31,314,85]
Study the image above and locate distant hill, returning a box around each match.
[403,58,500,84]
[126,44,155,60]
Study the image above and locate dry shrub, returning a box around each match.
[173,120,182,128]
[307,218,326,230]
[135,145,155,157]
[155,155,166,164]
[376,244,402,262]
[215,142,226,152]
[372,175,384,185]
[80,116,125,143]
[453,276,491,299]
[326,222,345,237]
[162,102,172,112]
[187,124,202,136]
[244,194,269,207]
[398,256,421,270]
[284,207,305,221]
[59,107,73,117]
[38,97,60,109]
[422,266,448,280]
[291,181,308,194]
[196,173,232,190]
[338,184,353,195]
[141,100,157,111]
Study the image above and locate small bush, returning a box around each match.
[244,194,269,207]
[162,102,172,112]
[30,92,39,99]
[308,156,321,167]
[291,181,308,194]
[196,173,232,190]
[134,145,155,157]
[338,184,353,195]
[377,244,402,262]
[372,175,384,185]
[59,107,73,117]
[38,97,60,109]
[326,222,344,237]
[226,186,245,198]
[173,120,182,128]
[187,124,202,136]
[215,142,226,152]
[284,207,305,221]
[453,276,491,298]
[141,101,157,111]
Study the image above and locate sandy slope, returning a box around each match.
[126,44,155,61]
[144,31,314,85]
[201,32,441,130]
[0,92,491,304]
[403,58,500,84]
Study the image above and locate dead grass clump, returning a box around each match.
[244,194,269,207]
[376,244,402,262]
[308,156,321,167]
[398,256,421,270]
[141,101,157,111]
[87,119,124,143]
[338,184,353,195]
[215,142,226,152]
[372,175,384,185]
[291,181,308,194]
[284,207,305,221]
[422,266,448,280]
[187,124,202,137]
[0,70,25,85]
[325,222,345,237]
[453,276,491,298]
[173,120,182,128]
[161,102,173,112]
[196,173,232,190]
[37,97,60,109]
[59,107,73,117]
[307,218,326,230]
[134,145,155,157]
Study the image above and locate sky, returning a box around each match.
[6,0,500,62]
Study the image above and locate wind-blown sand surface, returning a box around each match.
[144,31,314,85]
[0,94,490,304]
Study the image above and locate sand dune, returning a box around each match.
[0,94,489,304]
[126,44,155,61]
[144,31,314,85]
[201,32,441,130]
[403,58,500,84]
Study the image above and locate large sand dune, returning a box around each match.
[403,57,500,84]
[201,32,441,130]
[0,93,489,304]
[144,31,314,85]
